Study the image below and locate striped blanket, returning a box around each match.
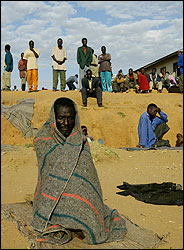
[31,98,127,245]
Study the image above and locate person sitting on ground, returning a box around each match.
[148,68,162,93]
[31,97,127,245]
[175,133,183,147]
[112,69,127,93]
[159,68,170,91]
[124,68,139,92]
[81,125,94,142]
[66,74,78,90]
[81,69,103,107]
[136,68,150,93]
[137,103,170,148]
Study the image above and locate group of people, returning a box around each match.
[112,57,183,94]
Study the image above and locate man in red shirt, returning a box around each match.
[18,52,27,91]
[137,67,150,93]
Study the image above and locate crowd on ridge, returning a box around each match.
[2,38,183,96]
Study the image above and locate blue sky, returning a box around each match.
[1,1,183,90]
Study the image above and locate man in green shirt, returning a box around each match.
[77,38,92,91]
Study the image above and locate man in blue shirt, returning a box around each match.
[137,103,170,148]
[177,49,183,93]
[66,74,78,90]
[2,44,13,91]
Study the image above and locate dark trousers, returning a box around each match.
[81,87,102,105]
[153,123,170,147]
[66,81,76,90]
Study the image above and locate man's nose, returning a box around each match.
[63,118,69,125]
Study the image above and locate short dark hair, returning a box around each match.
[54,97,75,115]
[57,38,63,43]
[82,38,87,43]
[152,67,156,71]
[86,69,92,75]
[75,74,78,78]
[5,44,11,51]
[29,40,34,45]
[147,103,157,111]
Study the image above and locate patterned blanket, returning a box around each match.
[31,98,127,245]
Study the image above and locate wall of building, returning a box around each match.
[144,55,178,76]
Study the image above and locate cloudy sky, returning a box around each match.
[1,1,183,90]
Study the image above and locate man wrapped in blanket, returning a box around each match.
[31,97,127,245]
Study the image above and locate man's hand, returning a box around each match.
[57,60,63,65]
[156,107,161,113]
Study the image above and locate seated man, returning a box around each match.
[31,97,127,245]
[81,125,94,142]
[148,68,162,93]
[81,69,103,107]
[112,69,127,93]
[125,68,139,92]
[137,67,150,93]
[66,74,78,90]
[159,68,170,91]
[137,103,170,148]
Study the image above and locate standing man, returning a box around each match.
[177,49,183,93]
[148,68,162,93]
[66,74,78,90]
[18,52,27,91]
[98,46,112,92]
[90,49,99,78]
[77,38,92,91]
[2,44,13,91]
[137,103,170,148]
[23,40,40,92]
[51,38,67,92]
[81,69,103,107]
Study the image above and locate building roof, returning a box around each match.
[136,48,183,71]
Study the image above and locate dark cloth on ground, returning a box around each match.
[31,98,127,245]
[116,182,183,206]
[1,98,38,138]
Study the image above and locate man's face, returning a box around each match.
[21,53,24,59]
[82,39,87,47]
[57,39,63,48]
[152,68,156,74]
[55,105,75,137]
[129,69,133,75]
[148,107,157,119]
[101,46,106,54]
[141,68,145,74]
[29,41,34,49]
[86,71,92,80]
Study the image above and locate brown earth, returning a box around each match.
[1,89,183,249]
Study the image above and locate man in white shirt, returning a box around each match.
[23,40,40,92]
[51,38,67,91]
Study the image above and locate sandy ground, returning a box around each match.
[1,89,183,249]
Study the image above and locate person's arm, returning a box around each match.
[178,54,183,68]
[77,47,81,65]
[154,108,168,127]
[30,48,39,58]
